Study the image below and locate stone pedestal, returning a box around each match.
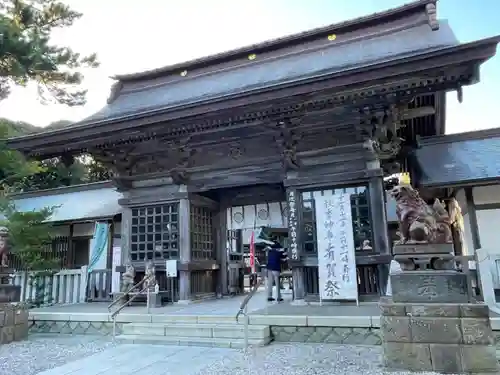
[381,273,499,373]
[391,270,468,303]
[0,284,21,303]
[0,303,29,345]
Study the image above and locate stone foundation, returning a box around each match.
[380,299,499,373]
[29,320,124,336]
[0,303,29,344]
[28,316,500,351]
[271,326,381,344]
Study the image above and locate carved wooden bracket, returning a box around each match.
[273,117,303,172]
[356,104,406,160]
[91,145,138,177]
[167,137,196,184]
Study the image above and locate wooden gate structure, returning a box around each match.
[7,1,500,304]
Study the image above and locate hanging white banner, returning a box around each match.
[315,193,358,302]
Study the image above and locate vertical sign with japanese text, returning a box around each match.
[287,190,299,260]
[315,193,358,301]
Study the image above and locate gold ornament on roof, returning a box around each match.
[399,173,411,185]
[327,34,337,41]
[180,70,188,77]
[248,53,257,60]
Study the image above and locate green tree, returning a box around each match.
[0,199,56,306]
[0,0,99,105]
[0,1,99,302]
[0,123,42,193]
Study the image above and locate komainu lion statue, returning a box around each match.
[390,185,452,244]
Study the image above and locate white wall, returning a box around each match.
[227,202,287,246]
[456,185,500,254]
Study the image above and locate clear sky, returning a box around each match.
[0,0,498,134]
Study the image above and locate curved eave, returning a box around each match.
[6,35,500,156]
[113,0,436,82]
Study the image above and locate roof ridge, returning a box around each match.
[113,0,437,82]
[419,126,500,145]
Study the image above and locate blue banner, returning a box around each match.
[88,222,109,273]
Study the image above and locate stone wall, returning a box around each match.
[271,326,381,345]
[381,302,498,373]
[271,325,500,348]
[0,303,29,344]
[29,320,124,336]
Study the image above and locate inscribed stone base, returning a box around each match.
[380,298,499,373]
[0,303,29,345]
[146,293,162,308]
[392,243,454,255]
[390,270,468,303]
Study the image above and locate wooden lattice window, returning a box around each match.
[300,186,373,254]
[130,203,179,261]
[190,206,214,260]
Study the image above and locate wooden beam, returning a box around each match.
[465,187,481,250]
[10,52,486,155]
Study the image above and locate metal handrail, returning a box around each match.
[236,274,265,351]
[110,282,150,319]
[109,275,155,337]
[107,276,149,311]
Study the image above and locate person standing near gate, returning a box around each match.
[266,240,288,302]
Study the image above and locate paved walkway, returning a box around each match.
[37,345,231,375]
[32,342,451,375]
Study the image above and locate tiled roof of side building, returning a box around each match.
[414,128,500,187]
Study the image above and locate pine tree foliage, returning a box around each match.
[0,199,55,271]
[0,0,99,105]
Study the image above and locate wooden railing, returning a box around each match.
[86,269,112,302]
[10,266,87,305]
[191,270,216,299]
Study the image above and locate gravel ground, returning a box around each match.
[0,335,116,375]
[197,344,458,375]
[0,338,496,375]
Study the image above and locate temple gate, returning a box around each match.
[6,1,499,304]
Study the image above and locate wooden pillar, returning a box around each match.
[368,174,390,255]
[287,186,306,304]
[120,207,132,264]
[465,187,481,250]
[367,162,390,296]
[178,197,191,303]
[215,203,228,296]
[106,219,114,269]
[67,223,74,268]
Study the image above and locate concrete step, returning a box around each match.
[122,322,270,340]
[115,334,271,348]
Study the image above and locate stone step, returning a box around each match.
[122,322,270,340]
[115,334,271,348]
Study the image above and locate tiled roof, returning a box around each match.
[414,128,500,187]
[83,21,458,124]
[115,0,437,81]
[11,187,122,223]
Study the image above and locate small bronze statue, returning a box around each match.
[120,262,135,293]
[143,261,156,290]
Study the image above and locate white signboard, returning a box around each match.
[315,193,358,302]
[166,260,178,278]
[111,246,121,293]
